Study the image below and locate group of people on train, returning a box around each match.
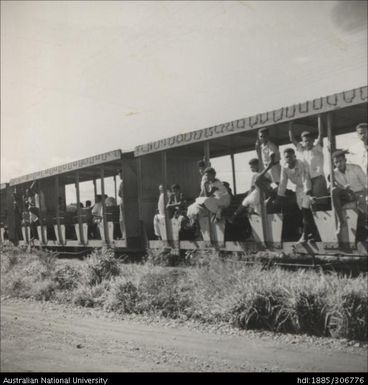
[153,122,367,244]
[17,184,123,242]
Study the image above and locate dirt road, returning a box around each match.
[1,298,367,372]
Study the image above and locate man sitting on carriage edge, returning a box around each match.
[187,167,231,223]
[166,184,186,219]
[255,127,281,184]
[277,148,319,244]
[228,158,276,223]
[331,150,367,238]
[289,122,328,197]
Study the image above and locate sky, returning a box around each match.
[1,1,367,200]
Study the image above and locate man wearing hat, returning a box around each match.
[331,150,367,237]
[289,122,328,198]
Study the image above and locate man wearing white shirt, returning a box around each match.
[277,148,317,243]
[331,150,367,236]
[347,123,367,175]
[289,123,328,197]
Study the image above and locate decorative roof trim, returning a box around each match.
[134,86,367,157]
[9,149,122,186]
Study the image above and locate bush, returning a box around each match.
[0,246,23,273]
[104,278,138,314]
[54,264,81,290]
[146,249,183,267]
[32,279,57,301]
[72,280,110,308]
[84,249,120,285]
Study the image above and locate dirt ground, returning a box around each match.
[1,297,367,373]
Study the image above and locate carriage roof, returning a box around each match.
[9,149,132,187]
[134,86,367,158]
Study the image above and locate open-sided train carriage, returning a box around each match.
[7,149,142,252]
[135,86,367,258]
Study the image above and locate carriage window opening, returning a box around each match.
[65,177,117,208]
[209,155,234,194]
[77,181,95,207]
[234,151,257,194]
[103,176,116,201]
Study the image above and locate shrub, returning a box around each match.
[72,280,110,308]
[0,246,23,273]
[146,249,183,267]
[104,278,138,313]
[32,279,57,301]
[83,249,120,285]
[54,264,81,290]
[3,270,33,298]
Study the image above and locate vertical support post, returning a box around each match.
[136,156,147,247]
[38,181,46,245]
[162,151,170,244]
[75,171,84,245]
[100,166,109,245]
[21,186,29,243]
[204,141,210,166]
[318,114,323,139]
[55,176,62,245]
[230,153,237,195]
[114,175,117,201]
[203,141,214,243]
[21,186,26,213]
[256,142,269,247]
[137,157,143,219]
[327,113,337,229]
[93,179,97,197]
[119,159,126,240]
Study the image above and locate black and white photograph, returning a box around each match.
[0,0,367,377]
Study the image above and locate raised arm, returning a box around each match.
[288,122,299,147]
[255,139,262,162]
[316,120,324,147]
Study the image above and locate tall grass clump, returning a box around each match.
[104,277,138,314]
[72,280,110,307]
[1,247,58,300]
[83,249,120,285]
[324,275,368,340]
[136,269,192,317]
[1,245,24,273]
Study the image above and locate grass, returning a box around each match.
[1,245,367,341]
